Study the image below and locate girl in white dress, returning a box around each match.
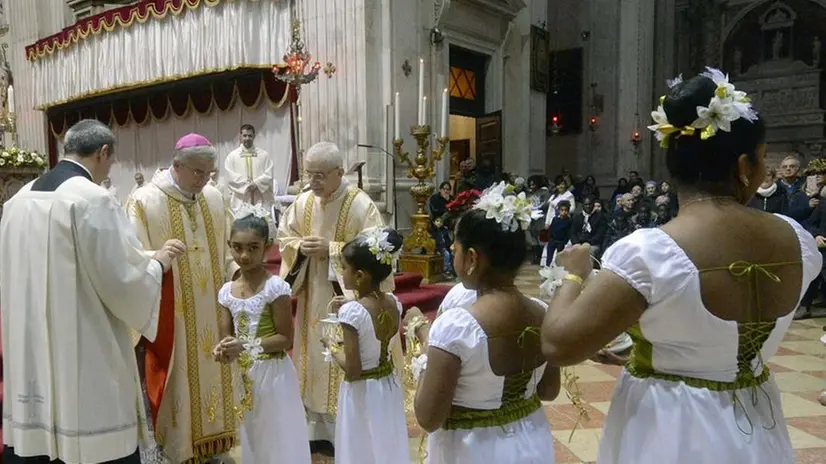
[405,182,561,463]
[541,69,822,463]
[213,205,311,464]
[320,227,410,464]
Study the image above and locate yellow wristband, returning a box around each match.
[563,274,585,286]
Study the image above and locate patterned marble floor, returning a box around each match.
[229,264,826,463]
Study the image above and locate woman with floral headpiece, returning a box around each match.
[541,69,821,463]
[320,227,409,464]
[404,182,561,463]
[212,204,311,463]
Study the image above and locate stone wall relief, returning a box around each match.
[760,2,796,62]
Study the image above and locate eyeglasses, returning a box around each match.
[304,168,339,180]
[182,164,217,178]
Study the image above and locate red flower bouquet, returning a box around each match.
[446,189,482,218]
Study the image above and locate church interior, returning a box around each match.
[1,0,826,462]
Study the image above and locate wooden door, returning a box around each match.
[449,139,471,185]
[476,111,502,176]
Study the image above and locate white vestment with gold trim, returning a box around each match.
[224,146,274,213]
[276,180,403,442]
[126,169,239,464]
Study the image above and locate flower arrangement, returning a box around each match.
[361,227,397,265]
[0,146,46,169]
[648,67,758,148]
[474,181,543,232]
[446,188,481,218]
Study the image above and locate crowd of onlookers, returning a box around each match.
[426,155,826,319]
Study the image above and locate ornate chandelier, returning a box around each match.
[273,20,321,86]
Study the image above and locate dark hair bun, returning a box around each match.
[342,227,402,283]
[455,209,526,272]
[383,228,403,253]
[662,76,717,128]
[661,74,765,185]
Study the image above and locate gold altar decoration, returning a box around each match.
[393,125,449,283]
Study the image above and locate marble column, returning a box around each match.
[299,0,384,189]
[6,0,72,154]
[506,0,547,177]
[614,0,655,179]
[652,0,677,180]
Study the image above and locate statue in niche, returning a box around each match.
[773,31,784,60]
[733,48,743,75]
[814,36,821,67]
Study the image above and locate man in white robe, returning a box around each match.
[277,142,402,450]
[129,172,145,197]
[126,134,239,464]
[0,119,184,463]
[102,176,118,201]
[224,124,274,213]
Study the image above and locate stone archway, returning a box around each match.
[721,0,826,46]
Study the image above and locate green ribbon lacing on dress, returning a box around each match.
[349,309,395,381]
[442,326,543,431]
[626,260,800,436]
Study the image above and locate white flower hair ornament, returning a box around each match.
[539,253,601,299]
[474,181,543,232]
[361,227,397,265]
[234,203,275,240]
[648,67,757,148]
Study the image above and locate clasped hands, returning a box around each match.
[300,236,330,257]
[212,336,245,364]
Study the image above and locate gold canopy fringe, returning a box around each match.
[26,0,261,61]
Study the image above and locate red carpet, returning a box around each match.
[265,248,449,318]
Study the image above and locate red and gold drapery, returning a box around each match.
[47,69,291,136]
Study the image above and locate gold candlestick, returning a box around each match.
[394,125,449,282]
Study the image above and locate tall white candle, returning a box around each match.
[394,92,400,139]
[421,96,427,126]
[417,58,424,124]
[440,88,448,137]
[7,85,14,114]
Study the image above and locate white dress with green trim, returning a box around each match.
[334,296,410,464]
[426,301,555,464]
[597,215,821,464]
[217,275,311,464]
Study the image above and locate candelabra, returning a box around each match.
[394,125,448,253]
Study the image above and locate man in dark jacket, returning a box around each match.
[799,192,826,319]
[779,155,819,221]
[570,197,607,257]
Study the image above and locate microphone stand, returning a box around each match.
[357,144,398,231]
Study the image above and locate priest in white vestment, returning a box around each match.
[277,141,403,447]
[125,134,240,464]
[224,124,274,213]
[129,172,145,198]
[102,177,118,201]
[0,119,185,464]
